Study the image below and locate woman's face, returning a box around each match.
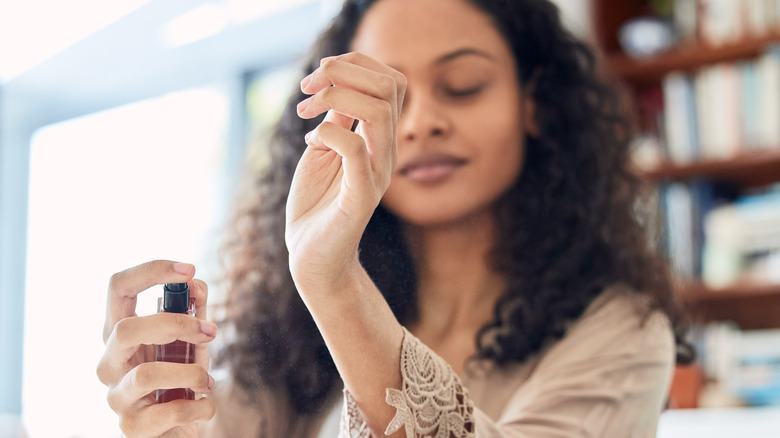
[351,0,535,228]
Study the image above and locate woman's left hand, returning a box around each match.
[286,52,406,294]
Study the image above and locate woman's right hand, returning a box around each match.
[96,260,218,437]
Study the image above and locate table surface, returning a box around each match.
[657,406,780,438]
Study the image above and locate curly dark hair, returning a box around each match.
[216,0,692,421]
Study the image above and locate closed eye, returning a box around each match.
[444,85,484,98]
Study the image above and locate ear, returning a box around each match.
[521,71,540,137]
[522,92,539,137]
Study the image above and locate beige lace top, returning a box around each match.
[203,286,675,437]
[340,286,675,437]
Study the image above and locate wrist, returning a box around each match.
[290,251,365,301]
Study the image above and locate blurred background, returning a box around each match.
[1,0,779,437]
[594,1,780,436]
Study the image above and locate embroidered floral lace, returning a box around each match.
[340,328,475,437]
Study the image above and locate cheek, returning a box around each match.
[481,137,525,196]
[470,99,526,182]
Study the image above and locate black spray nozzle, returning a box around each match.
[163,283,190,313]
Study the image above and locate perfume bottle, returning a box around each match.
[155,282,195,402]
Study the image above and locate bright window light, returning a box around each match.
[0,0,150,81]
[23,87,228,438]
[225,0,316,25]
[162,3,229,48]
[161,0,318,48]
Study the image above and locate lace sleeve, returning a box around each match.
[339,328,474,438]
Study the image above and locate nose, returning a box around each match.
[398,91,452,143]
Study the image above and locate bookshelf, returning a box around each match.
[639,148,780,188]
[592,0,780,413]
[608,32,780,84]
[593,0,780,332]
[680,281,780,330]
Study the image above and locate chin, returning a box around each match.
[384,201,495,230]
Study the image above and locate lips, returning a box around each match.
[398,153,467,184]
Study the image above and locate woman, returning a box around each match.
[97,0,691,436]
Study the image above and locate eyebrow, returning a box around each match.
[435,48,496,64]
[386,48,496,73]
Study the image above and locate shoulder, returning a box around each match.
[537,284,675,374]
[493,285,677,435]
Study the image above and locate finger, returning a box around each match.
[302,60,399,113]
[98,313,217,386]
[189,279,212,371]
[111,313,216,353]
[105,260,196,342]
[298,87,394,141]
[107,362,213,413]
[305,122,379,200]
[299,87,395,179]
[317,53,403,171]
[190,279,208,321]
[320,52,407,114]
[323,108,357,133]
[302,57,404,130]
[120,398,215,438]
[298,86,380,121]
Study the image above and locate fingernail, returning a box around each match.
[320,56,336,65]
[304,130,313,143]
[300,73,312,90]
[208,374,215,390]
[173,262,194,275]
[200,320,217,337]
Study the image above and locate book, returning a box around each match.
[699,0,743,46]
[753,45,780,148]
[673,0,699,43]
[663,72,699,163]
[664,182,696,277]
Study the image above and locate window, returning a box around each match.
[0,1,339,435]
[23,87,228,438]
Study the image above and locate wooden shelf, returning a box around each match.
[606,33,780,85]
[638,148,780,187]
[680,281,780,330]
